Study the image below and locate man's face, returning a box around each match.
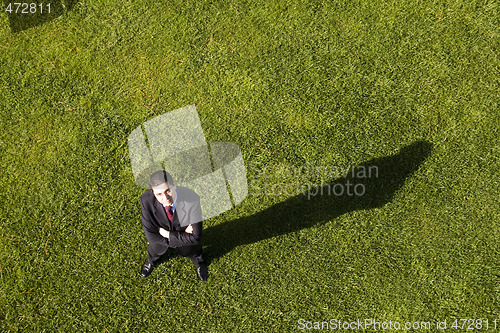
[152,182,176,206]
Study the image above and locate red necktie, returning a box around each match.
[165,205,173,222]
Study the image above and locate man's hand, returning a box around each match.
[159,228,169,239]
[185,224,193,234]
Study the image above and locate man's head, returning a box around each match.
[149,170,177,206]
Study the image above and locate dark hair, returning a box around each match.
[149,170,174,188]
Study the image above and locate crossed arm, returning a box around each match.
[159,224,193,238]
[141,198,202,248]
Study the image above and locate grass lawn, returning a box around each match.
[1,0,499,331]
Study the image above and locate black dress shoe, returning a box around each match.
[140,260,154,278]
[196,264,208,282]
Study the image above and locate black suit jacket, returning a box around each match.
[140,186,203,249]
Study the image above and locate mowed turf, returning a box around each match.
[0,0,498,331]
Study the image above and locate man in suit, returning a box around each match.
[140,170,208,281]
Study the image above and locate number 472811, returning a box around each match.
[451,319,498,330]
[5,3,51,14]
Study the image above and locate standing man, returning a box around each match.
[139,170,208,281]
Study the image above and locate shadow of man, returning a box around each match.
[5,0,79,33]
[203,140,433,262]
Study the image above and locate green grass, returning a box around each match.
[1,0,499,331]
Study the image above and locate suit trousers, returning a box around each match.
[148,241,204,267]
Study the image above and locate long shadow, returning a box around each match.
[203,140,433,261]
[5,0,79,33]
